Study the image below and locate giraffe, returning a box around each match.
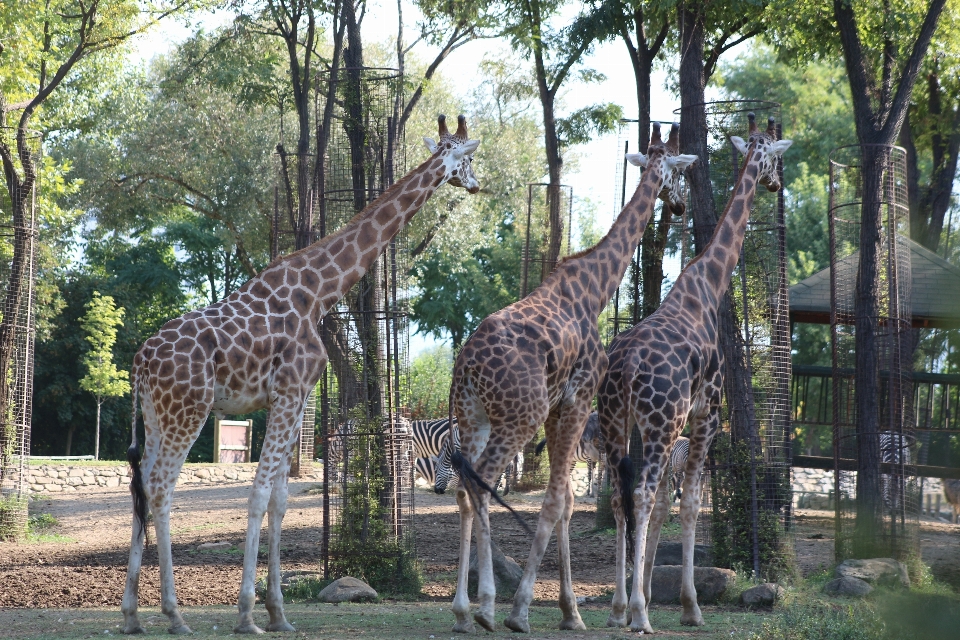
[120,115,481,635]
[442,122,696,634]
[597,113,791,633]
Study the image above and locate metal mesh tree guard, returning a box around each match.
[0,129,39,540]
[829,144,918,561]
[312,67,416,589]
[678,101,793,578]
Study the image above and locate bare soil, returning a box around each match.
[1,480,958,611]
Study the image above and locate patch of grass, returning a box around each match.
[28,512,57,531]
[571,526,615,539]
[171,521,228,534]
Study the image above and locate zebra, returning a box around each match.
[533,411,601,496]
[670,436,690,501]
[415,455,459,490]
[879,430,914,511]
[433,422,523,494]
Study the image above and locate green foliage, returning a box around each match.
[329,419,422,595]
[407,345,453,419]
[0,495,28,541]
[79,292,130,401]
[557,102,624,147]
[747,600,884,640]
[710,434,796,582]
[27,512,58,532]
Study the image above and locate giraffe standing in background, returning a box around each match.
[120,116,481,635]
[442,123,696,633]
[597,114,791,633]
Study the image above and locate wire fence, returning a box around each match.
[0,128,39,540]
[829,144,919,561]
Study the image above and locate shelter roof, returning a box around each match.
[789,236,960,328]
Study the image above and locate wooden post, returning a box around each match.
[213,417,222,464]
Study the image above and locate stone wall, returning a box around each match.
[791,467,945,510]
[25,462,324,494]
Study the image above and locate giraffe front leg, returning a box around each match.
[556,478,585,630]
[473,492,497,632]
[679,431,711,627]
[264,467,295,632]
[235,475,270,635]
[451,488,476,633]
[121,510,147,634]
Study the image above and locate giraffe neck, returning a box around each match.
[553,161,663,312]
[674,146,762,308]
[255,154,446,320]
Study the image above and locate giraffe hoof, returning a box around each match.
[473,611,495,632]
[559,616,586,631]
[503,615,530,633]
[629,621,654,634]
[452,620,475,633]
[265,621,295,632]
[233,622,265,634]
[122,625,146,635]
[605,613,627,628]
[680,612,705,627]
[167,623,194,634]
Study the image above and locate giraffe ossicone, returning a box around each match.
[441,121,694,635]
[119,115,480,636]
[598,114,791,634]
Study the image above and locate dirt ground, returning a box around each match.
[1,479,959,610]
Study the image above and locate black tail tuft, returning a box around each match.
[617,456,636,557]
[534,438,547,457]
[451,451,532,536]
[128,443,147,542]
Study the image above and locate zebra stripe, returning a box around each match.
[879,431,913,510]
[433,424,522,495]
[412,418,456,459]
[671,436,690,500]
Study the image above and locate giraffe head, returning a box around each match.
[625,122,697,215]
[423,114,481,194]
[730,113,793,192]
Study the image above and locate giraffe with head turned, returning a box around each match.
[597,113,791,633]
[438,122,696,634]
[120,115,480,635]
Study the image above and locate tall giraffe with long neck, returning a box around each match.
[440,123,696,634]
[597,114,791,633]
[120,116,480,636]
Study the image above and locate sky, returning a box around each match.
[129,2,732,357]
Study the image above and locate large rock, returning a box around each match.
[835,558,909,588]
[648,566,736,604]
[741,582,784,606]
[654,542,714,567]
[468,540,523,598]
[317,576,378,603]
[196,541,232,551]
[824,576,873,597]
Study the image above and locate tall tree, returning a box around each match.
[773,0,949,552]
[79,292,130,459]
[674,0,766,449]
[574,0,674,319]
[505,0,621,278]
[0,0,187,477]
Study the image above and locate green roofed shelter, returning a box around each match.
[790,236,960,329]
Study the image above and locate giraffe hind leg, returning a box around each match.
[264,459,295,632]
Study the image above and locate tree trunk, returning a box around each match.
[65,424,75,457]
[541,91,564,278]
[95,399,102,461]
[852,145,886,552]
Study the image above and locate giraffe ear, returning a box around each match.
[453,139,480,159]
[423,137,438,154]
[770,139,793,155]
[664,154,697,172]
[730,136,749,156]
[626,152,648,167]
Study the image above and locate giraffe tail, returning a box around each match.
[128,360,147,543]
[450,450,532,536]
[534,438,547,457]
